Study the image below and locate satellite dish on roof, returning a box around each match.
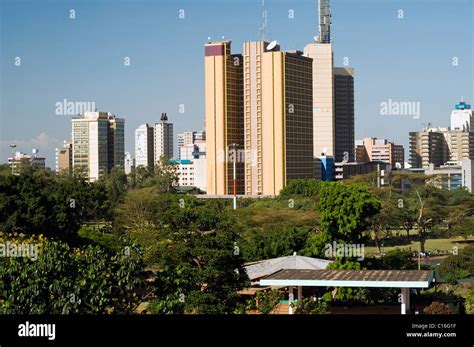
[314,35,319,42]
[32,148,38,154]
[267,40,277,51]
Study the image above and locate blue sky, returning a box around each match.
[1,0,472,166]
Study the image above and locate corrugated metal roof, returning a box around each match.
[260,269,434,288]
[244,255,332,281]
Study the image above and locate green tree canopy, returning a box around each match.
[317,182,381,244]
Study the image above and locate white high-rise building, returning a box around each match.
[154,113,173,162]
[135,123,154,168]
[451,99,473,131]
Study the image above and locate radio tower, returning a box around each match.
[318,0,331,43]
[259,0,268,41]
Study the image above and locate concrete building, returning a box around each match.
[409,127,450,168]
[356,137,404,167]
[55,140,73,175]
[177,130,205,147]
[304,42,334,158]
[409,100,474,168]
[177,130,206,160]
[8,151,46,174]
[107,115,125,171]
[135,123,154,168]
[171,158,207,192]
[154,113,173,162]
[424,160,474,193]
[334,161,392,182]
[71,111,125,181]
[334,67,355,162]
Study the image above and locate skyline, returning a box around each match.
[1,0,473,166]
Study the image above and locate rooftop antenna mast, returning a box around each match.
[318,0,332,43]
[259,0,268,41]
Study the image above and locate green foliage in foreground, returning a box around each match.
[292,298,329,314]
[0,238,144,314]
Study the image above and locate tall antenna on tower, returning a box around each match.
[259,0,268,41]
[318,0,332,43]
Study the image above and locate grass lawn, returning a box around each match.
[365,235,474,255]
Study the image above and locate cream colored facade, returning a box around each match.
[260,49,286,195]
[205,41,244,195]
[205,40,313,196]
[303,43,334,158]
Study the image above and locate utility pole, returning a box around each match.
[230,143,239,210]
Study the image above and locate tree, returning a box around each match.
[292,297,328,314]
[127,165,154,190]
[392,195,418,241]
[411,186,448,252]
[445,190,474,238]
[141,199,249,314]
[0,236,144,314]
[437,244,474,284]
[279,179,322,198]
[255,289,283,314]
[101,166,128,213]
[239,226,312,262]
[317,182,381,244]
[151,156,178,194]
[0,169,109,240]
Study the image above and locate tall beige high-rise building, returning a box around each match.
[304,43,334,158]
[205,41,244,195]
[243,41,313,195]
[71,111,125,181]
[205,40,313,196]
